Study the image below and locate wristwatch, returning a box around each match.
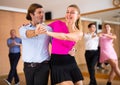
[113,0,120,7]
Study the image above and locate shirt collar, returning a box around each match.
[29,22,45,27]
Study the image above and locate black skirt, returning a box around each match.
[50,54,84,84]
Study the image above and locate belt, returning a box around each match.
[24,61,49,67]
[86,50,97,52]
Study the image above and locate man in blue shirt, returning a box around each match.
[5,29,22,85]
[19,3,52,85]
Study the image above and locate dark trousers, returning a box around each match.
[24,62,50,85]
[97,46,102,67]
[7,53,20,83]
[85,50,98,85]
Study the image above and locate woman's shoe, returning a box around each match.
[106,81,111,85]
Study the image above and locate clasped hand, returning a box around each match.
[35,24,47,35]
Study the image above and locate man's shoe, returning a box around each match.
[4,79,11,85]
[15,82,20,85]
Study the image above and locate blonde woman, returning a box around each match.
[99,23,120,85]
[37,4,83,85]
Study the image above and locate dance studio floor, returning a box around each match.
[0,63,120,85]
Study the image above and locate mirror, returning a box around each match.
[81,8,120,24]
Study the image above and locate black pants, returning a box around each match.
[24,62,50,85]
[97,46,102,67]
[7,53,20,83]
[85,50,98,85]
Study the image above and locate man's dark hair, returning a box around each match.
[88,23,96,28]
[26,3,43,20]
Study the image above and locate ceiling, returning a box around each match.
[0,0,120,24]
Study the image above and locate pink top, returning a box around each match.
[49,20,75,54]
[99,34,118,63]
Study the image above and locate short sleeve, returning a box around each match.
[19,26,27,38]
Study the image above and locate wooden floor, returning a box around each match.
[0,64,120,85]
